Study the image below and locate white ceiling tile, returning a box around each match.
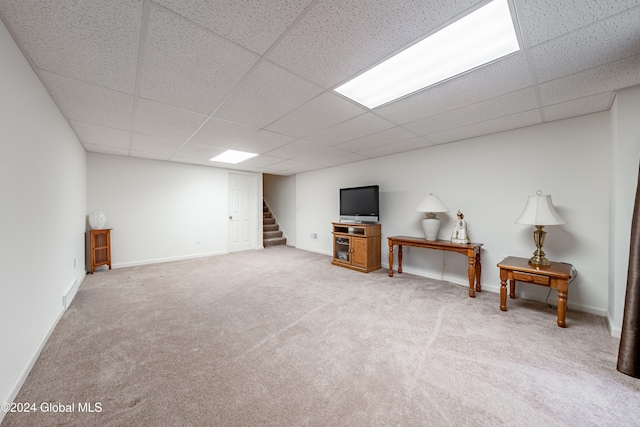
[171,143,225,162]
[265,139,325,159]
[264,159,313,172]
[542,93,616,122]
[267,0,483,88]
[0,0,141,93]
[82,144,130,157]
[131,133,184,155]
[235,155,287,168]
[539,56,640,107]
[213,61,325,128]
[359,137,433,159]
[231,130,295,154]
[189,117,258,148]
[375,53,534,125]
[153,0,314,54]
[305,113,396,145]
[69,121,130,150]
[404,88,539,136]
[531,8,640,83]
[139,5,259,114]
[167,157,208,167]
[1,0,637,175]
[293,146,354,163]
[130,151,171,161]
[335,127,418,152]
[520,0,640,46]
[133,98,207,141]
[427,110,542,144]
[315,153,369,168]
[266,92,366,138]
[39,70,134,130]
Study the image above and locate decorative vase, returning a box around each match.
[88,211,106,229]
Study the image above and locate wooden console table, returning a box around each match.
[497,256,573,328]
[387,236,483,297]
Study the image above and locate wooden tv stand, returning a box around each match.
[331,222,381,273]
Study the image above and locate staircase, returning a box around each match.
[263,201,287,247]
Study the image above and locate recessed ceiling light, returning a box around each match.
[334,0,520,109]
[210,150,258,164]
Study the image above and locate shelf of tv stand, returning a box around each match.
[331,222,381,273]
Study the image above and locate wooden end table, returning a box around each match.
[388,236,482,298]
[497,256,573,327]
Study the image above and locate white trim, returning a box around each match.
[383,263,613,329]
[296,245,332,256]
[0,306,65,424]
[607,311,622,338]
[111,250,228,269]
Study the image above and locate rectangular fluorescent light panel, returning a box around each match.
[334,0,520,109]
[210,150,258,164]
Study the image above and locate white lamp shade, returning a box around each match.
[515,193,566,226]
[415,193,449,213]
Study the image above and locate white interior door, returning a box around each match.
[229,173,256,252]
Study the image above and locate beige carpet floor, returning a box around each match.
[3,246,640,426]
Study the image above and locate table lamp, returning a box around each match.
[515,190,566,266]
[415,193,448,241]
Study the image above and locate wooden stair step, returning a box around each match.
[264,237,287,247]
[263,230,283,239]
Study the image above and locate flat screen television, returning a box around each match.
[339,185,379,223]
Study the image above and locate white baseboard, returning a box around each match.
[383,264,613,327]
[111,250,228,269]
[0,306,65,425]
[607,311,622,338]
[294,245,332,257]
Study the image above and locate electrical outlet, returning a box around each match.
[310,233,318,240]
[73,258,76,268]
[196,238,202,244]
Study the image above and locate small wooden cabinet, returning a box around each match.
[87,229,112,274]
[332,222,381,273]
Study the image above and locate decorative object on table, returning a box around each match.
[414,193,449,241]
[88,211,107,229]
[451,210,470,244]
[515,190,566,266]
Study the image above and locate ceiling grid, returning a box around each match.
[0,0,638,175]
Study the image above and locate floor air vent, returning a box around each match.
[63,279,79,310]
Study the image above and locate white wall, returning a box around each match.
[295,112,612,318]
[87,153,250,267]
[263,173,297,246]
[0,21,87,418]
[609,85,640,335]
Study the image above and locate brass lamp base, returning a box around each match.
[529,252,551,266]
[528,225,551,266]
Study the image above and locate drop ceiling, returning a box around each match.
[1,0,639,176]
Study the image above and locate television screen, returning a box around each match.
[339,185,379,223]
